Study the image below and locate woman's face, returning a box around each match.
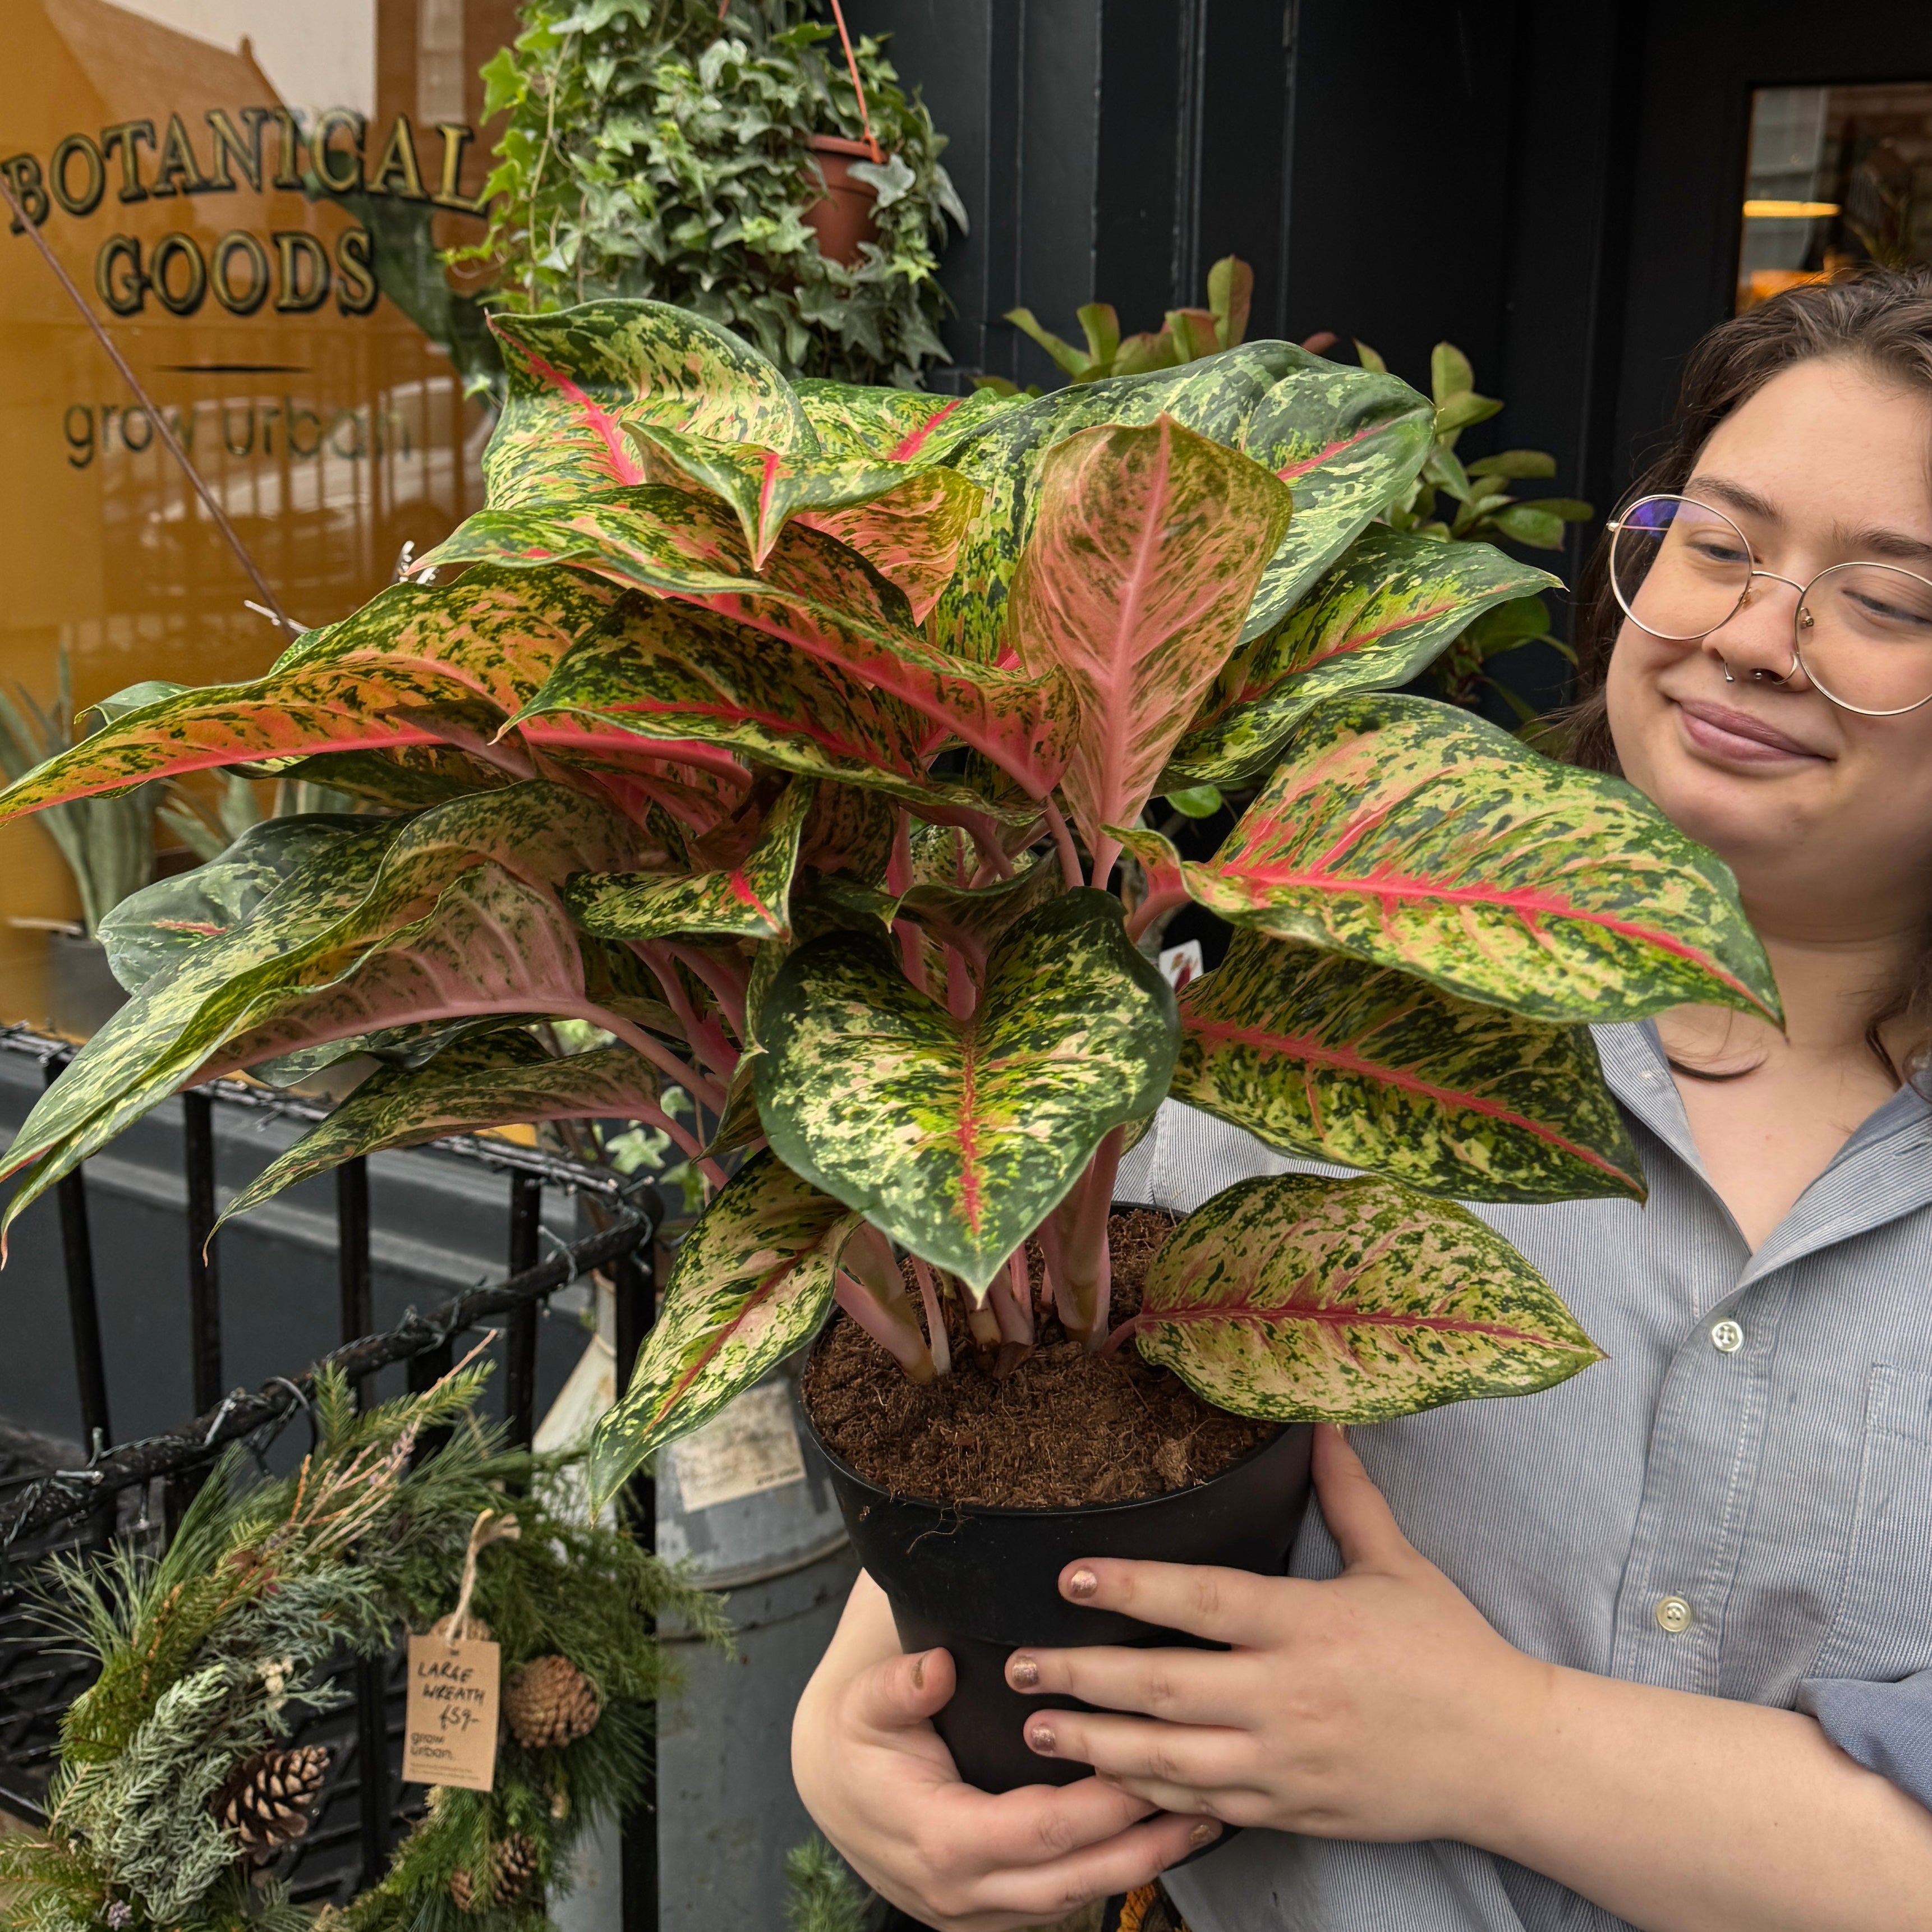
[1606,356,1932,939]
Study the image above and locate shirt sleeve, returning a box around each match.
[1798,1669,1932,1813]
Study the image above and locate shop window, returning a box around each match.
[1738,82,1932,311]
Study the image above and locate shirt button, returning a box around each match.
[1710,1318,1744,1353]
[1654,1595,1695,1634]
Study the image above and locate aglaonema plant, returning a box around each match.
[0,301,1780,1511]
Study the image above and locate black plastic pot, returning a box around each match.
[802,1331,1313,1795]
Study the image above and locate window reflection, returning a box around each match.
[1738,82,1932,311]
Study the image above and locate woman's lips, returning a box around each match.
[1673,698,1827,765]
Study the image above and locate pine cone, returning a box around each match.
[213,1745,330,1857]
[449,1834,541,1912]
[503,1655,600,1749]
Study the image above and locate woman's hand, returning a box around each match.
[1006,1424,1552,1844]
[792,1570,1220,1932]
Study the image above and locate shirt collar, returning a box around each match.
[1591,1020,1932,1281]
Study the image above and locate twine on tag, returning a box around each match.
[432,1508,520,1650]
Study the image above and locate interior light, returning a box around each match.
[1742,199,1841,218]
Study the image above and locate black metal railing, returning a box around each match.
[0,1027,663,1925]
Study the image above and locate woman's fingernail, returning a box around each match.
[1065,1567,1099,1599]
[1008,1654,1039,1689]
[1027,1723,1056,1754]
[911,1652,926,1690]
[1188,1820,1222,1848]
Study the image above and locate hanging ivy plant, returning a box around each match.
[457,0,965,387]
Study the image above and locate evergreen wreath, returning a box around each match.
[0,1363,727,1932]
[457,0,965,386]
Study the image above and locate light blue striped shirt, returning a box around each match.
[1118,1021,1932,1932]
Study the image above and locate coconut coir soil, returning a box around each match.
[802,1208,1276,1510]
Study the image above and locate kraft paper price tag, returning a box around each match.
[404,1632,500,1790]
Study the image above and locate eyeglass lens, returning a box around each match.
[1609,494,1932,714]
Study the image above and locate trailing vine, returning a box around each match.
[457,0,965,387]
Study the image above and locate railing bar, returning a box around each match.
[503,1175,542,1448]
[181,1090,222,1414]
[1,1211,658,1543]
[42,1056,112,1461]
[337,1159,374,1403]
[613,1245,659,1932]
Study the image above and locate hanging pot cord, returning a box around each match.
[826,0,884,162]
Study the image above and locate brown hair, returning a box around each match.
[1555,266,1932,1079]
[1560,265,1932,774]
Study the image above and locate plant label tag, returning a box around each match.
[673,1382,807,1512]
[404,1633,500,1790]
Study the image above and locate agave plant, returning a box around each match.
[0,302,1778,1508]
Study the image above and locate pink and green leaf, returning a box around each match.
[1120,693,1781,1025]
[754,887,1177,1292]
[1007,416,1292,854]
[567,777,815,944]
[586,1152,863,1505]
[0,569,615,819]
[1172,928,1644,1202]
[791,379,1013,462]
[217,1038,668,1228]
[1166,529,1557,788]
[1118,1172,1603,1422]
[484,300,810,510]
[412,488,1075,799]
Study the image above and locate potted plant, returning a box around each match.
[0,650,158,1038]
[0,301,1777,1792]
[461,0,964,387]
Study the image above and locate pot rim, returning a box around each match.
[806,132,885,158]
[799,1321,1292,1526]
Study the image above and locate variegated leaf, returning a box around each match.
[0,823,401,1239]
[1119,1172,1603,1422]
[1172,929,1643,1202]
[1117,694,1781,1025]
[1234,357,1436,641]
[792,379,1012,462]
[567,777,814,944]
[508,596,1010,820]
[799,782,898,882]
[218,1039,664,1227]
[412,488,1074,799]
[269,746,514,808]
[484,301,810,510]
[628,422,981,618]
[586,1152,861,1505]
[895,853,1065,973]
[0,569,614,817]
[1008,416,1292,854]
[2,785,652,1232]
[1167,529,1557,787]
[933,344,1428,663]
[755,887,1177,1291]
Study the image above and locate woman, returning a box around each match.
[792,270,1932,1932]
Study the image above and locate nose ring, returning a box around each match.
[1721,658,1736,684]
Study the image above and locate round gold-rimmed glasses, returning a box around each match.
[1606,492,1932,717]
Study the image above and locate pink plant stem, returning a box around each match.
[1089,832,1123,893]
[1054,1127,1126,1347]
[835,1272,935,1382]
[907,1254,952,1376]
[989,1249,1034,1346]
[967,821,1014,881]
[895,920,928,994]
[887,808,914,895]
[944,945,975,1021]
[586,1002,729,1120]
[664,940,748,1043]
[1042,796,1085,890]
[962,1288,1002,1351]
[1126,887,1192,946]
[636,942,738,1085]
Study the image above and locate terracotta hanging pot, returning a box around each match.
[804,134,883,267]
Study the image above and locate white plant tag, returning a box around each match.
[1158,939,1204,990]
[673,1382,807,1512]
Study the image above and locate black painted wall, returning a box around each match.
[850,0,1932,682]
